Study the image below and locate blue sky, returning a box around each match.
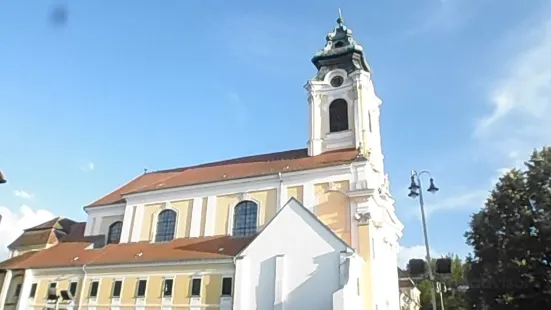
[1,0,551,262]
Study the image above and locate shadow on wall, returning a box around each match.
[255,252,339,310]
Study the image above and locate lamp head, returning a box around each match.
[427,178,439,194]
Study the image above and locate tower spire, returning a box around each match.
[337,8,344,27]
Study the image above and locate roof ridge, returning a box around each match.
[149,148,308,174]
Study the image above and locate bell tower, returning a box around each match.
[306,11,384,172]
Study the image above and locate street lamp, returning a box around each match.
[408,170,439,310]
[0,170,6,184]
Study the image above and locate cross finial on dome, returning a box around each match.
[337,8,344,27]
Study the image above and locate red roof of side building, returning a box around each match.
[87,148,359,207]
[0,235,255,270]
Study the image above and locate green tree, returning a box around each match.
[411,254,468,309]
[465,147,551,309]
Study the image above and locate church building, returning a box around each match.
[0,14,404,310]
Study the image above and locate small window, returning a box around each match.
[14,284,22,298]
[29,283,37,298]
[136,279,147,297]
[190,278,201,297]
[221,277,232,296]
[46,282,57,298]
[69,282,78,297]
[107,221,123,244]
[162,279,173,297]
[89,281,99,298]
[155,209,177,242]
[112,280,122,298]
[329,99,349,133]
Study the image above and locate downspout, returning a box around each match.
[77,264,87,310]
[277,172,283,209]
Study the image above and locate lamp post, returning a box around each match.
[408,170,439,310]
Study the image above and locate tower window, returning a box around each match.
[329,99,349,133]
[232,201,258,237]
[155,209,177,242]
[107,221,122,244]
[334,41,344,48]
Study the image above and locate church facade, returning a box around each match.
[0,14,404,310]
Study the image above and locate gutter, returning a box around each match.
[77,264,87,310]
[277,172,283,209]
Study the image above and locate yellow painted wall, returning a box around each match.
[314,181,351,245]
[22,262,234,308]
[140,203,163,241]
[0,272,5,294]
[215,194,239,235]
[173,275,190,305]
[147,276,163,304]
[172,200,194,238]
[121,277,137,304]
[287,185,304,203]
[249,189,277,230]
[98,278,113,305]
[203,274,222,304]
[358,224,373,310]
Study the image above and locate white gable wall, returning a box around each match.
[234,199,353,310]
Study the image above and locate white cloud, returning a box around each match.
[475,15,551,166]
[80,161,95,172]
[423,190,488,218]
[0,205,54,259]
[13,190,33,200]
[398,245,441,269]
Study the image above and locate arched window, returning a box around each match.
[155,209,177,242]
[329,99,349,133]
[107,221,122,244]
[232,201,258,237]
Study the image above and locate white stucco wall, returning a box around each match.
[234,199,353,310]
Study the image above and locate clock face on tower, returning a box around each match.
[330,76,344,87]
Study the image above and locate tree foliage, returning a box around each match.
[465,147,551,309]
[411,254,468,309]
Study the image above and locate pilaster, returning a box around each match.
[15,269,34,310]
[0,269,13,308]
[189,197,203,237]
[130,204,144,242]
[120,204,135,243]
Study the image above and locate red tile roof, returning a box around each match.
[0,235,255,270]
[8,217,80,250]
[87,148,359,207]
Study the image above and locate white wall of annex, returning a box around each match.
[235,201,348,310]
